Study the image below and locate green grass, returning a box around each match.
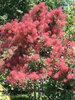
[10,92,48,100]
[10,94,29,100]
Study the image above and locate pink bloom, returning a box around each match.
[53,71,60,79]
[67,49,72,55]
[10,70,19,80]
[62,79,68,83]
[60,63,68,72]
[67,74,73,80]
[46,58,52,66]
[47,67,53,76]
[70,59,74,63]
[18,72,26,80]
[29,72,39,80]
[27,35,33,43]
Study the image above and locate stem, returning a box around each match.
[34,84,36,100]
[38,86,40,100]
[42,81,44,100]
[52,91,55,100]
[52,88,57,100]
[28,90,31,99]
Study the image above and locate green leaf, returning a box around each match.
[16,9,23,14]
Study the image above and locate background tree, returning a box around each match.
[0,0,33,24]
[33,0,66,9]
[63,0,75,41]
[0,0,66,25]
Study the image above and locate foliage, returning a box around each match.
[33,0,66,9]
[0,0,34,25]
[0,2,75,100]
[64,0,75,41]
[0,0,67,25]
[45,77,75,100]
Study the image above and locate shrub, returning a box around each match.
[0,2,75,91]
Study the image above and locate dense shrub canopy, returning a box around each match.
[0,2,75,88]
